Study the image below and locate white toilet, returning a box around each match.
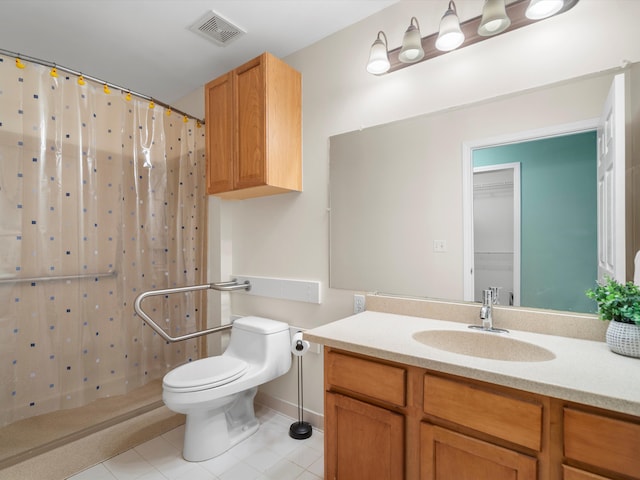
[162,316,291,462]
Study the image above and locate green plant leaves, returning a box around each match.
[586,276,640,325]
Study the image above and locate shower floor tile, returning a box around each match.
[66,406,323,480]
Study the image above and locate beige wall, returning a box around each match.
[174,0,640,420]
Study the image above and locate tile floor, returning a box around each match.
[67,406,323,480]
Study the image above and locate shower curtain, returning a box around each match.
[0,54,207,427]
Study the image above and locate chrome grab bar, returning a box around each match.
[133,280,251,343]
[0,271,116,285]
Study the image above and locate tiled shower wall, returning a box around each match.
[0,55,207,427]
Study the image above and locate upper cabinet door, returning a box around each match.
[205,72,234,195]
[235,56,267,190]
[597,73,626,282]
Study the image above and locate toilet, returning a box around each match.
[162,316,291,462]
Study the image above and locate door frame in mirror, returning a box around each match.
[462,118,599,303]
[472,162,521,306]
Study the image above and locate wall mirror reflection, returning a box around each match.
[469,132,597,313]
[330,66,638,315]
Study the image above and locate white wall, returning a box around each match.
[174,0,640,419]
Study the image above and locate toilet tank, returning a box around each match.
[225,316,291,370]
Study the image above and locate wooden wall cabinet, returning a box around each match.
[324,347,640,480]
[205,52,302,199]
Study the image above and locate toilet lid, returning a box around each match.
[163,356,248,392]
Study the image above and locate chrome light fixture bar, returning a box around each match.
[367,0,579,75]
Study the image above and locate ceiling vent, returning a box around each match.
[189,11,245,47]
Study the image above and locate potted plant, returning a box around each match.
[586,276,640,358]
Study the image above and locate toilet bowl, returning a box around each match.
[162,316,291,461]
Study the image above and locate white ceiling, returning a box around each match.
[0,0,398,103]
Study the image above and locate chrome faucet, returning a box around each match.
[469,288,508,333]
[480,289,493,329]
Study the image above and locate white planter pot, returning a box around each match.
[606,320,640,358]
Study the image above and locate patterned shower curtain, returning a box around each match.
[0,54,207,427]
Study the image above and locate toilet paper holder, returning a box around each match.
[290,331,312,439]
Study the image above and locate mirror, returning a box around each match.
[469,132,598,313]
[329,66,637,314]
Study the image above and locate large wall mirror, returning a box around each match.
[329,65,638,314]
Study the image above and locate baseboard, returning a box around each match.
[255,391,324,431]
[0,406,184,480]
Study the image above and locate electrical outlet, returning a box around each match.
[354,294,365,313]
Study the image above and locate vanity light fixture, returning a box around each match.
[366,0,580,75]
[366,30,390,75]
[435,1,465,52]
[478,0,511,36]
[399,17,425,63]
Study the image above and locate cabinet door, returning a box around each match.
[325,392,404,480]
[420,423,537,480]
[205,72,234,194]
[234,56,266,190]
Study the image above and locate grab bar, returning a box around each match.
[0,271,116,285]
[133,280,251,343]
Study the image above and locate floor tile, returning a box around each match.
[307,456,324,478]
[67,463,117,480]
[287,445,322,469]
[218,461,261,480]
[102,449,157,480]
[263,458,304,480]
[68,407,323,480]
[171,464,219,480]
[134,471,168,480]
[199,450,243,477]
[161,425,186,451]
[296,471,322,480]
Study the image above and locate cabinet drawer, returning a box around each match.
[423,374,543,451]
[564,408,640,478]
[326,351,406,407]
[562,465,614,480]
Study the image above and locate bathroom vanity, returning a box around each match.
[305,309,640,480]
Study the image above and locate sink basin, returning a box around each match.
[412,329,556,362]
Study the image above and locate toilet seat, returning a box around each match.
[163,356,248,393]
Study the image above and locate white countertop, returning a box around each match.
[304,311,640,417]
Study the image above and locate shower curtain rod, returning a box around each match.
[0,48,205,124]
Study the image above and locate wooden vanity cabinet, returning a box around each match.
[325,392,404,480]
[420,423,537,480]
[324,348,545,480]
[324,350,407,480]
[563,407,640,479]
[420,373,542,480]
[324,347,640,480]
[204,52,301,199]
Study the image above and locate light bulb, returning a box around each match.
[525,0,563,20]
